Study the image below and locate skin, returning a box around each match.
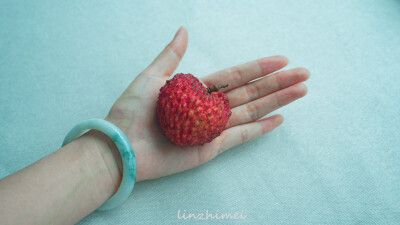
[0,26,309,225]
[105,26,310,182]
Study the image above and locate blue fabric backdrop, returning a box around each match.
[1,0,399,224]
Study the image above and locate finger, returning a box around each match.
[212,114,284,155]
[142,26,188,78]
[226,67,310,108]
[227,83,307,128]
[201,56,289,92]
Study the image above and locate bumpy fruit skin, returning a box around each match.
[157,73,232,147]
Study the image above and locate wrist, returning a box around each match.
[78,130,123,200]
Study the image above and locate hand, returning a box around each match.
[105,26,310,182]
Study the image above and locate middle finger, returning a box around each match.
[226,67,310,108]
[226,83,308,128]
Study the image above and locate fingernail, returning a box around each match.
[171,26,184,43]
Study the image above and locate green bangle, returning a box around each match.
[62,119,136,211]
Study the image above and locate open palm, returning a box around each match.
[105,27,309,182]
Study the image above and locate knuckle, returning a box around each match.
[164,44,181,61]
[229,66,243,84]
[246,103,259,121]
[244,83,262,100]
[216,145,224,156]
[274,72,283,89]
[274,92,283,107]
[244,85,254,100]
[253,82,263,98]
[225,118,232,128]
[241,128,249,143]
[214,136,226,156]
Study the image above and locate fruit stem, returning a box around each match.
[207,84,229,93]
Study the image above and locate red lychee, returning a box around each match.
[156,73,232,147]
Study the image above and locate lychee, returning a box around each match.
[156,73,232,147]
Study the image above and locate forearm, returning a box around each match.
[0,130,123,225]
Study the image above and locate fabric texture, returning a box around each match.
[1,0,399,224]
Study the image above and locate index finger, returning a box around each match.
[201,56,289,92]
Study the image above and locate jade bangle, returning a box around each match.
[62,119,136,211]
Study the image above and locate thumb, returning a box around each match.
[142,26,188,79]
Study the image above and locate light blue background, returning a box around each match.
[1,0,400,224]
